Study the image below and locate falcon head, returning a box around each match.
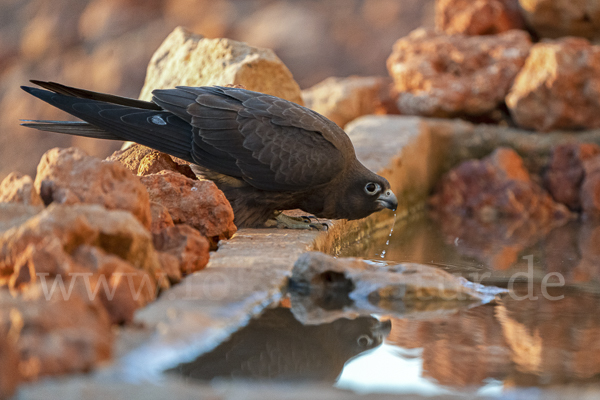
[339,173,398,220]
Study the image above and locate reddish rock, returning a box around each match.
[153,224,210,277]
[430,147,571,222]
[107,144,196,179]
[0,172,43,206]
[436,0,526,35]
[0,204,163,286]
[149,201,174,233]
[387,29,531,117]
[34,147,152,229]
[72,246,157,324]
[8,237,80,293]
[0,282,112,381]
[544,143,600,210]
[0,203,43,235]
[301,76,397,127]
[156,251,182,284]
[518,0,600,41]
[581,156,600,220]
[0,324,20,399]
[140,171,236,247]
[506,38,600,132]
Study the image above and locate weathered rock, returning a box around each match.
[8,237,80,293]
[139,26,303,105]
[506,38,600,132]
[581,156,600,219]
[72,246,156,324]
[544,143,600,210]
[0,203,43,235]
[429,147,572,222]
[35,147,152,229]
[290,252,503,324]
[0,204,163,285]
[387,29,531,117]
[149,201,174,233]
[107,145,196,179]
[518,0,600,41]
[140,171,236,247]
[0,172,43,206]
[436,0,526,35]
[301,76,396,127]
[0,323,20,399]
[0,282,113,381]
[153,224,210,277]
[156,251,181,284]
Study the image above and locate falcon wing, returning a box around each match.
[152,86,347,192]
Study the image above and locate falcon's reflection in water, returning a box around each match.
[169,307,390,382]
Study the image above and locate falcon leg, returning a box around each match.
[266,212,330,231]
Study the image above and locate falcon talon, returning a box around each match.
[21,81,398,228]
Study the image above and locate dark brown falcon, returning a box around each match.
[21,81,398,228]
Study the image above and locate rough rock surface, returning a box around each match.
[506,38,600,132]
[0,282,113,381]
[149,201,175,234]
[153,224,210,277]
[139,26,303,105]
[290,252,502,324]
[387,29,531,117]
[518,0,600,41]
[72,246,157,324]
[581,156,600,219]
[544,143,600,210]
[0,203,43,235]
[0,172,43,206]
[436,0,526,35]
[8,237,81,293]
[301,76,396,127]
[140,171,236,247]
[35,147,152,229]
[429,147,571,222]
[106,145,195,179]
[0,324,20,398]
[0,204,163,284]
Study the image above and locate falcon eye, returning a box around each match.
[357,334,374,347]
[364,182,381,195]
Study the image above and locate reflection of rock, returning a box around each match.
[436,0,526,35]
[302,76,396,128]
[544,143,600,211]
[497,287,600,384]
[506,38,600,132]
[388,305,511,386]
[434,213,557,271]
[169,307,388,382]
[289,252,501,324]
[574,223,600,283]
[387,29,531,117]
[581,156,600,220]
[430,148,571,224]
[386,288,600,387]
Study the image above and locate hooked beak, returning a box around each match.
[376,189,398,211]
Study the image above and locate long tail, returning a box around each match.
[21,82,195,163]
